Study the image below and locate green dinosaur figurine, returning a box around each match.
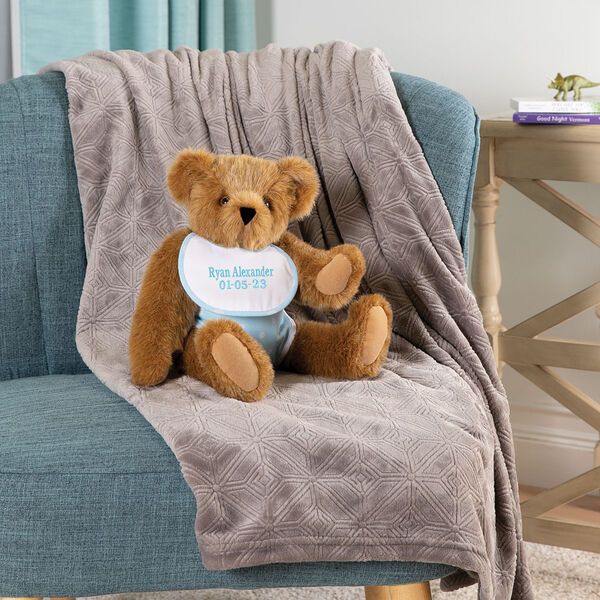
[548,73,600,101]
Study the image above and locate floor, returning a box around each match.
[90,541,600,600]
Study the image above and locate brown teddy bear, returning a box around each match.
[129,149,392,402]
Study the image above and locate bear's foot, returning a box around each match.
[183,319,274,402]
[360,303,390,366]
[343,294,392,377]
[280,293,392,379]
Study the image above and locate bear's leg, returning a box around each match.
[183,319,274,402]
[281,294,392,379]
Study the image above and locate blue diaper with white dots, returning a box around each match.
[178,233,298,366]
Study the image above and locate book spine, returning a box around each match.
[513,113,600,124]
[511,100,600,113]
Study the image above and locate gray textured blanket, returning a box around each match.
[42,42,532,599]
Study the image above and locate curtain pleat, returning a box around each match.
[109,0,169,53]
[169,0,200,49]
[199,0,225,51]
[224,0,256,52]
[17,0,257,75]
[19,0,111,76]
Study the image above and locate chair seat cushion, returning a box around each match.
[0,374,456,596]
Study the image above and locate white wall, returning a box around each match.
[0,0,11,82]
[271,0,600,489]
[271,0,600,116]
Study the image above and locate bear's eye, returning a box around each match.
[220,197,229,205]
[263,198,271,210]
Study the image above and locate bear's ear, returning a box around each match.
[167,149,215,205]
[278,156,319,220]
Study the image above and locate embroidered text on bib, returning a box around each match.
[178,233,298,364]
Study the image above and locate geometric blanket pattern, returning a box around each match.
[41,42,533,599]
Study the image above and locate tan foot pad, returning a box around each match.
[360,306,388,365]
[315,254,352,295]
[211,333,259,391]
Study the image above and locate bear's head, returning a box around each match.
[167,150,320,250]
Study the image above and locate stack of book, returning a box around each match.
[511,97,600,124]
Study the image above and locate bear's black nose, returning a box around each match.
[240,206,256,225]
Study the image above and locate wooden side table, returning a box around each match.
[473,114,600,553]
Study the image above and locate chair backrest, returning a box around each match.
[0,74,88,380]
[390,72,480,256]
[0,71,479,381]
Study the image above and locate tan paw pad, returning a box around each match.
[360,306,388,365]
[211,333,259,391]
[315,254,353,295]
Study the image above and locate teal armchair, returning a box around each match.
[0,71,479,598]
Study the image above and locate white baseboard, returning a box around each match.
[10,0,21,78]
[509,401,599,490]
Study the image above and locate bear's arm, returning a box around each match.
[276,231,365,311]
[129,227,197,386]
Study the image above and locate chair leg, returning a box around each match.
[365,583,432,600]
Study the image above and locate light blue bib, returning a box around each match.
[178,233,298,365]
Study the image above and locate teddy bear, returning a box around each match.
[129,149,392,402]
